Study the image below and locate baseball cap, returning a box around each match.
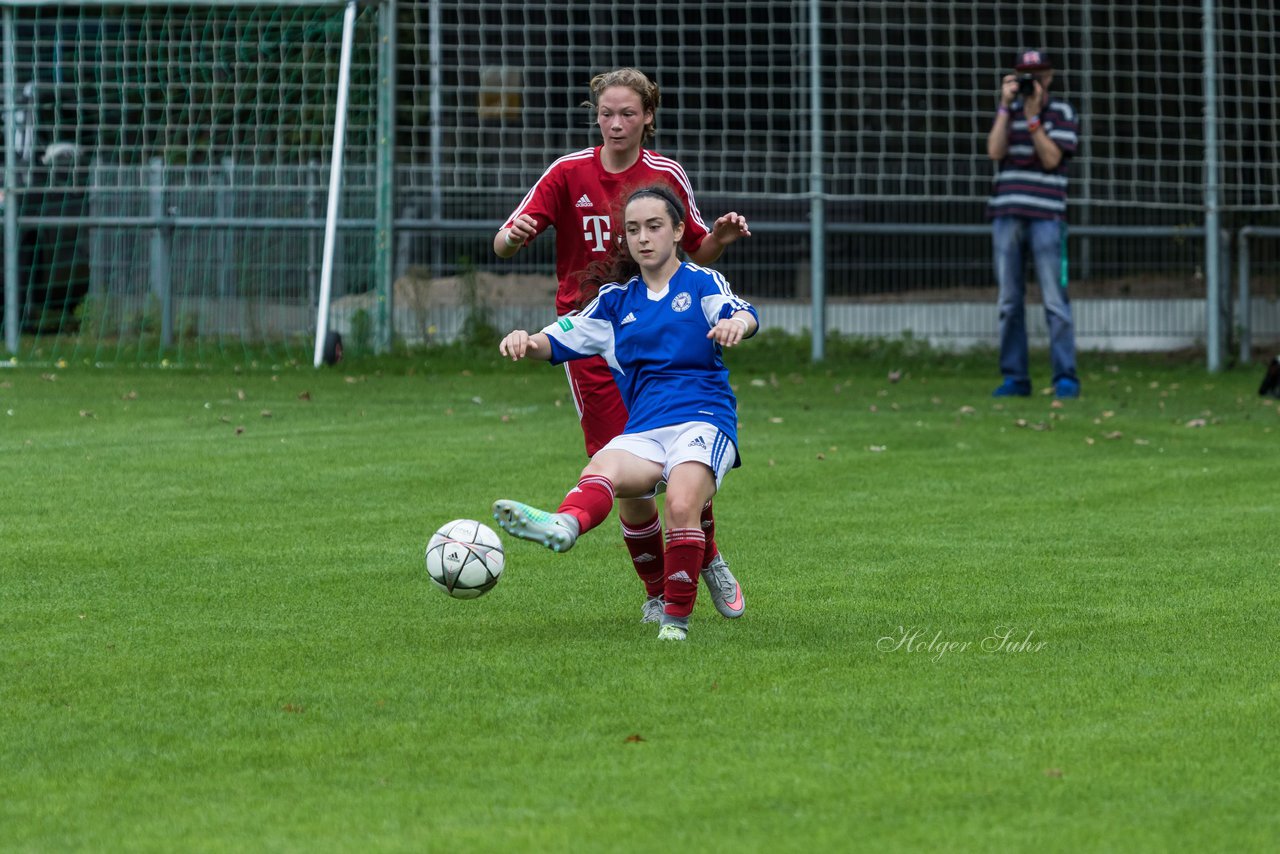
[1014,49,1052,71]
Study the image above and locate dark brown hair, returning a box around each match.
[575,184,686,307]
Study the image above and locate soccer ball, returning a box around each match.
[425,519,505,599]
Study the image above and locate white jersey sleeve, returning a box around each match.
[688,263,756,328]
[540,282,628,373]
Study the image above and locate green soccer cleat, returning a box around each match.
[492,499,579,553]
[700,553,745,618]
[641,595,665,624]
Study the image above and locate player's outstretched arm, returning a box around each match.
[499,330,553,362]
[707,311,758,347]
[689,212,751,265]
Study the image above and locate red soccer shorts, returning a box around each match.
[564,356,629,457]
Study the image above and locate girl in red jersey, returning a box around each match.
[493,68,750,623]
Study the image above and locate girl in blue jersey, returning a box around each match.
[492,185,758,641]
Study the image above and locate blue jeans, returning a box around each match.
[993,215,1078,385]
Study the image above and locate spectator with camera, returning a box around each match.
[986,49,1081,398]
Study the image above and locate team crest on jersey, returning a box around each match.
[670,292,692,312]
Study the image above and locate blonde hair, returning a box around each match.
[582,68,660,142]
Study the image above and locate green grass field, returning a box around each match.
[4,337,1278,851]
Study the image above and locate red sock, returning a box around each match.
[663,528,706,619]
[700,499,720,568]
[621,513,665,597]
[556,475,615,535]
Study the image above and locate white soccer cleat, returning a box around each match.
[492,500,579,553]
[656,624,688,641]
[641,596,665,624]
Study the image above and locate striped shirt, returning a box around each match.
[987,97,1079,221]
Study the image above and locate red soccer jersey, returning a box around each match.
[502,146,711,315]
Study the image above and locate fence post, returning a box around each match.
[808,0,825,362]
[149,157,173,349]
[1203,0,1222,372]
[1237,227,1250,364]
[375,0,397,352]
[2,5,18,355]
[216,156,234,301]
[307,159,321,309]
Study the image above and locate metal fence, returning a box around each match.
[3,0,1279,366]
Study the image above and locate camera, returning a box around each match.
[1017,74,1037,98]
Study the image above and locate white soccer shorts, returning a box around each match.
[598,420,737,494]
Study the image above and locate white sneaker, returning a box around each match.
[492,500,579,553]
[657,624,688,641]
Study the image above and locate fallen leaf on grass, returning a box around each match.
[122,390,138,400]
[260,410,273,418]
[1105,431,1124,440]
[887,370,902,383]
[769,416,784,424]
[623,733,645,743]
[297,391,312,401]
[867,445,887,453]
[1044,768,1063,778]
[79,410,94,418]
[235,426,245,435]
[41,373,57,382]
[282,704,305,714]
[958,405,976,415]
[1185,418,1207,428]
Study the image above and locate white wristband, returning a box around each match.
[730,316,750,332]
[504,231,521,249]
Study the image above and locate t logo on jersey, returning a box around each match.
[582,215,611,253]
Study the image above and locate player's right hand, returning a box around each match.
[506,214,538,246]
[499,330,539,361]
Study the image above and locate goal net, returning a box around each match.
[2,0,378,364]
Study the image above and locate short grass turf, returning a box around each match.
[3,338,1278,852]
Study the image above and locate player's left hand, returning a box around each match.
[708,316,750,347]
[712,212,751,244]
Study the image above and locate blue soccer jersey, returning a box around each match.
[541,262,757,456]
